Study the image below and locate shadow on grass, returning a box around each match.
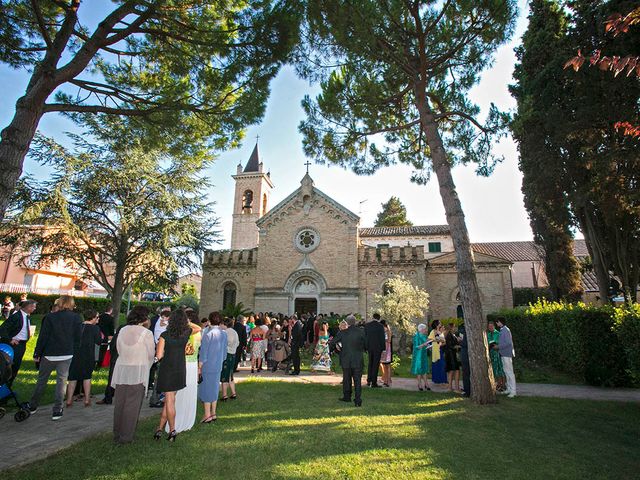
[4,379,640,480]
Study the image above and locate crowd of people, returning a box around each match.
[0,294,517,445]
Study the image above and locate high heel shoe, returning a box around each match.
[220,396,228,402]
[154,429,163,440]
[167,430,177,442]
[230,394,237,400]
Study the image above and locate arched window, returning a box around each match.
[456,305,464,319]
[242,190,253,213]
[222,282,237,309]
[262,193,268,214]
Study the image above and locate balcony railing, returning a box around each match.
[0,283,108,298]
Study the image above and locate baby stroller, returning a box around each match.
[0,343,31,422]
[272,339,291,372]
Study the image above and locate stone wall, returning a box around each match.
[200,249,257,315]
[357,245,428,317]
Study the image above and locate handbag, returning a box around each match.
[185,337,195,356]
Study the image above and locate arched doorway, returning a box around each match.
[293,279,318,315]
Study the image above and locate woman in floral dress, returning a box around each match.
[310,321,331,372]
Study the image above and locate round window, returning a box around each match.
[295,228,320,253]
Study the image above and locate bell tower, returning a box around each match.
[230,143,274,250]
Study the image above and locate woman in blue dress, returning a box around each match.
[198,313,227,423]
[429,320,448,384]
[410,323,431,391]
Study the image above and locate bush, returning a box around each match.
[0,291,177,317]
[488,300,637,387]
[613,304,640,385]
[512,287,552,306]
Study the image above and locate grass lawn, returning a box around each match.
[4,379,640,480]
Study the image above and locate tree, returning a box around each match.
[0,0,300,220]
[373,275,429,352]
[374,196,413,227]
[511,0,584,302]
[299,1,518,403]
[0,120,218,327]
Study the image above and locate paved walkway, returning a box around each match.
[2,367,639,472]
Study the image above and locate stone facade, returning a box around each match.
[201,151,515,319]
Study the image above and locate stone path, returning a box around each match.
[2,367,639,472]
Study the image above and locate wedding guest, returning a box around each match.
[364,313,386,388]
[220,317,239,401]
[154,310,198,441]
[487,320,505,391]
[198,312,227,423]
[28,295,82,421]
[310,321,331,372]
[444,323,462,393]
[0,299,37,386]
[111,306,155,444]
[66,309,102,407]
[2,295,14,319]
[169,312,201,433]
[288,315,304,375]
[250,318,267,373]
[496,317,516,398]
[97,305,115,368]
[429,320,447,384]
[330,315,365,406]
[148,308,171,407]
[233,314,247,372]
[411,324,431,391]
[380,320,393,387]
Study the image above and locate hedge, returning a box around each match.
[512,287,552,306]
[488,300,640,387]
[0,291,177,317]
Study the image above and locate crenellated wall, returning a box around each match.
[200,248,258,316]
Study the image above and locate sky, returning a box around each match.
[0,1,556,249]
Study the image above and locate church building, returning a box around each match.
[200,146,514,319]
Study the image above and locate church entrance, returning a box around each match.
[294,297,317,316]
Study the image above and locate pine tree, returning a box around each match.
[374,197,413,227]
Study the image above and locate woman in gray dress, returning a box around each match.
[198,312,227,423]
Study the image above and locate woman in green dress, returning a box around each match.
[411,324,432,391]
[487,321,505,391]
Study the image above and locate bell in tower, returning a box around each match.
[230,142,274,250]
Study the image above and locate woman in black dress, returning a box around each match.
[154,309,193,441]
[444,322,462,393]
[66,309,102,407]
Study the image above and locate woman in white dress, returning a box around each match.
[165,311,201,434]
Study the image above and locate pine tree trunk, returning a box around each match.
[0,93,50,220]
[413,91,496,404]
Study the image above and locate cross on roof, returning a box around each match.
[305,160,312,174]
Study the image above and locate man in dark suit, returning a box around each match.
[330,314,366,406]
[97,305,115,368]
[364,312,386,388]
[459,323,471,398]
[288,315,304,375]
[0,299,37,386]
[233,314,248,372]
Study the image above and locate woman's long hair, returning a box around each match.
[167,309,191,338]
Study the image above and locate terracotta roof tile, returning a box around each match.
[359,225,450,237]
[471,241,544,262]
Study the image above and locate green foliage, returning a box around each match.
[0,291,175,318]
[173,293,199,312]
[298,1,517,183]
[612,303,640,384]
[1,119,218,318]
[374,196,413,227]
[372,275,429,336]
[513,287,553,306]
[488,300,639,387]
[220,302,252,319]
[511,0,640,302]
[180,283,198,298]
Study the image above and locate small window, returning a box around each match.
[222,282,237,309]
[377,243,390,249]
[428,242,442,253]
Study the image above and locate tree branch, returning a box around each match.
[30,0,53,47]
